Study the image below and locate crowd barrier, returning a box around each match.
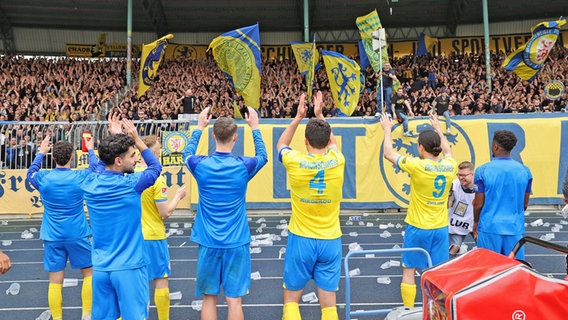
[1,113,567,215]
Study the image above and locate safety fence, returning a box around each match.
[1,113,567,214]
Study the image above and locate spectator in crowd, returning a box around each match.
[376,62,397,116]
[448,161,476,258]
[391,87,414,137]
[0,45,566,129]
[431,88,452,133]
[5,137,18,169]
[181,88,197,116]
[16,136,34,167]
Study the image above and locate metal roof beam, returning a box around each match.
[141,0,169,37]
[447,0,471,35]
[0,8,15,55]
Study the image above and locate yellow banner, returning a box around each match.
[66,44,95,57]
[391,30,568,57]
[66,43,141,58]
[0,166,191,216]
[2,115,567,215]
[164,44,209,60]
[161,43,359,62]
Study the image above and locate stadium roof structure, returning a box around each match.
[0,0,565,36]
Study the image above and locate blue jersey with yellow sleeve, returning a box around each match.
[279,146,345,239]
[396,155,457,229]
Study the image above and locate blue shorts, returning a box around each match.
[477,231,525,260]
[196,244,250,298]
[145,239,170,280]
[283,233,342,292]
[402,225,449,268]
[43,237,92,272]
[92,266,149,320]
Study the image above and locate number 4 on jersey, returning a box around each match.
[309,170,326,194]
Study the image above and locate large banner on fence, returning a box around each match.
[66,30,567,60]
[1,114,567,215]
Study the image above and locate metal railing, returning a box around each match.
[0,119,193,169]
[344,248,432,320]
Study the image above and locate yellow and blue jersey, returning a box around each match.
[396,155,457,229]
[279,146,345,239]
[137,167,168,240]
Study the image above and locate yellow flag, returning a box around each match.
[321,50,360,116]
[306,39,317,101]
[208,24,261,108]
[138,34,174,97]
[356,10,388,73]
[502,18,566,81]
[291,41,320,76]
[233,101,243,119]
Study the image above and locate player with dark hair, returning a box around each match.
[473,130,533,260]
[448,161,476,258]
[380,111,457,309]
[182,107,267,320]
[139,135,186,320]
[277,91,345,320]
[82,115,162,320]
[27,135,99,320]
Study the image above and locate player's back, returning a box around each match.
[282,148,345,239]
[33,168,91,241]
[189,152,256,248]
[399,156,457,229]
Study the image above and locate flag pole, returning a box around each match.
[379,29,384,113]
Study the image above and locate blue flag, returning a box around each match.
[502,18,566,81]
[208,24,261,108]
[358,40,370,71]
[321,50,361,116]
[416,32,438,56]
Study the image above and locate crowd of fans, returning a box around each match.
[0,43,567,169]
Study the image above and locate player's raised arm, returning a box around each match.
[429,112,452,158]
[276,93,306,152]
[380,112,401,165]
[313,91,336,148]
